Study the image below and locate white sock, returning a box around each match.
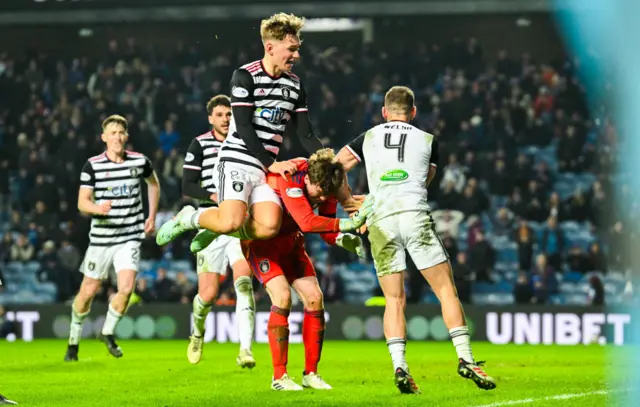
[234,276,255,351]
[101,304,123,336]
[386,337,408,371]
[192,294,212,337]
[450,326,474,363]
[69,303,89,345]
[187,208,206,229]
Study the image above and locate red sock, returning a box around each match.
[268,305,290,380]
[303,309,325,374]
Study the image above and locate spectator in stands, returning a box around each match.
[319,263,345,303]
[514,220,535,271]
[587,274,605,306]
[154,268,177,302]
[438,181,461,211]
[175,271,194,303]
[545,192,566,222]
[469,230,495,282]
[0,232,12,262]
[441,235,459,262]
[432,210,465,239]
[540,216,564,270]
[608,221,629,270]
[158,120,180,154]
[453,252,473,304]
[525,180,546,222]
[10,234,34,262]
[135,279,155,303]
[491,207,514,237]
[507,188,527,219]
[566,188,589,223]
[585,242,607,274]
[557,125,582,173]
[513,272,533,304]
[567,244,588,273]
[488,159,513,197]
[530,253,558,298]
[440,153,466,193]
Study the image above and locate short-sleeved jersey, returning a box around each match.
[266,158,340,244]
[219,60,308,172]
[80,150,154,247]
[183,131,224,208]
[347,121,439,225]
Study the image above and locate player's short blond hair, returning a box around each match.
[102,114,128,132]
[308,148,344,197]
[260,13,305,42]
[384,86,415,115]
[206,94,231,115]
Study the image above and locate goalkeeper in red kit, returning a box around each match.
[241,148,374,391]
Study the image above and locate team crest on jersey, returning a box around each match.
[259,260,270,273]
[130,168,140,177]
[233,181,244,192]
[286,187,304,198]
[88,262,96,271]
[198,255,204,266]
[281,86,291,100]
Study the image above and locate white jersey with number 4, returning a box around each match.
[346,121,439,225]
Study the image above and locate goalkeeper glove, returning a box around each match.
[336,233,366,259]
[338,194,375,232]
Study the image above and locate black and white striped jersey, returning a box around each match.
[80,151,154,247]
[183,131,223,208]
[219,60,308,172]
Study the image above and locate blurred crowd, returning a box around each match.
[0,33,634,305]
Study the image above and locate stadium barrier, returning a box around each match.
[3,305,635,345]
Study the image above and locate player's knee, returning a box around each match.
[272,289,292,309]
[385,290,406,309]
[79,278,101,299]
[234,276,253,294]
[304,290,324,311]
[199,285,218,304]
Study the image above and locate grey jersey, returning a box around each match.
[347,121,439,224]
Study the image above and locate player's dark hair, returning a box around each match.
[308,148,344,197]
[384,86,415,115]
[207,95,231,115]
[102,114,128,132]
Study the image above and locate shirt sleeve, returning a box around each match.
[79,161,95,189]
[230,69,275,168]
[294,79,309,113]
[142,156,154,178]
[182,139,211,201]
[276,173,340,233]
[183,138,204,171]
[318,198,340,245]
[430,138,439,168]
[346,132,366,163]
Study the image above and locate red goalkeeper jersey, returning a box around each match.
[266,158,340,245]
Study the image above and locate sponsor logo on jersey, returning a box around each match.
[380,169,409,182]
[108,184,134,197]
[80,172,91,182]
[256,107,287,124]
[185,152,195,162]
[286,187,304,198]
[232,86,249,98]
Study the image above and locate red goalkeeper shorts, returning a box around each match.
[242,232,316,286]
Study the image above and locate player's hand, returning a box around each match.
[144,217,156,235]
[338,195,375,232]
[95,200,112,215]
[342,194,365,214]
[336,233,366,259]
[209,192,218,203]
[268,160,298,180]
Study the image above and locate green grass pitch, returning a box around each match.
[0,340,631,406]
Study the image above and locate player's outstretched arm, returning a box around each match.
[334,132,365,209]
[144,170,161,234]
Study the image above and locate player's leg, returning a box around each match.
[246,239,302,390]
[98,242,140,358]
[64,245,108,361]
[189,182,283,253]
[291,274,331,390]
[187,242,221,364]
[406,212,496,390]
[229,240,256,368]
[368,219,420,394]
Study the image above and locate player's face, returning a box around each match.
[304,175,328,204]
[269,35,301,72]
[209,105,231,137]
[101,122,128,154]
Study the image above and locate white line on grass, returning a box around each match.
[471,389,613,407]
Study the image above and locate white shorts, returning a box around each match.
[80,241,141,281]
[368,211,448,277]
[196,235,245,275]
[216,161,281,208]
